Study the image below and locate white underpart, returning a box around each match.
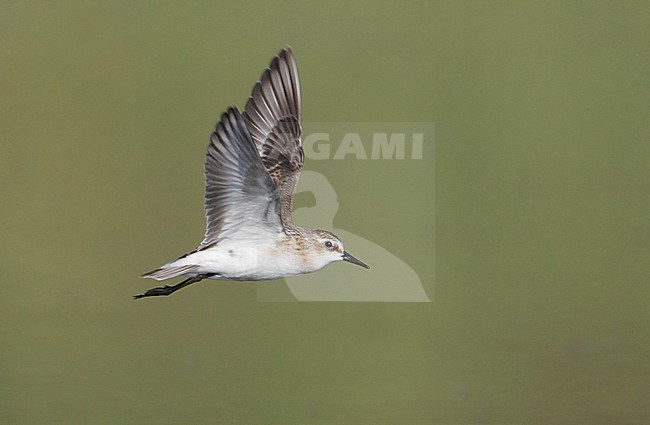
[162,234,339,281]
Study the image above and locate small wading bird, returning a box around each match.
[135,48,369,299]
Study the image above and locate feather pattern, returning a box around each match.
[243,47,303,229]
[199,107,282,249]
[142,264,201,281]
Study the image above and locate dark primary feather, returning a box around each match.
[199,107,282,249]
[243,47,303,228]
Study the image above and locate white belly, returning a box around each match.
[169,241,311,281]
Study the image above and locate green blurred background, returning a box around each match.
[2,1,649,424]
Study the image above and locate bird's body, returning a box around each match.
[135,48,368,299]
[152,229,339,282]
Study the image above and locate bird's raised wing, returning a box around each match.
[243,47,303,228]
[199,107,281,249]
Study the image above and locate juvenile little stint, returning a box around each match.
[135,48,369,299]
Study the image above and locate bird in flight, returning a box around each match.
[135,48,369,299]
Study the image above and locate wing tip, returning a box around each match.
[280,45,294,57]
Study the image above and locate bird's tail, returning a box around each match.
[142,264,201,281]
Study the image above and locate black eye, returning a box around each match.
[324,241,333,248]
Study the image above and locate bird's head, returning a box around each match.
[306,230,370,271]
